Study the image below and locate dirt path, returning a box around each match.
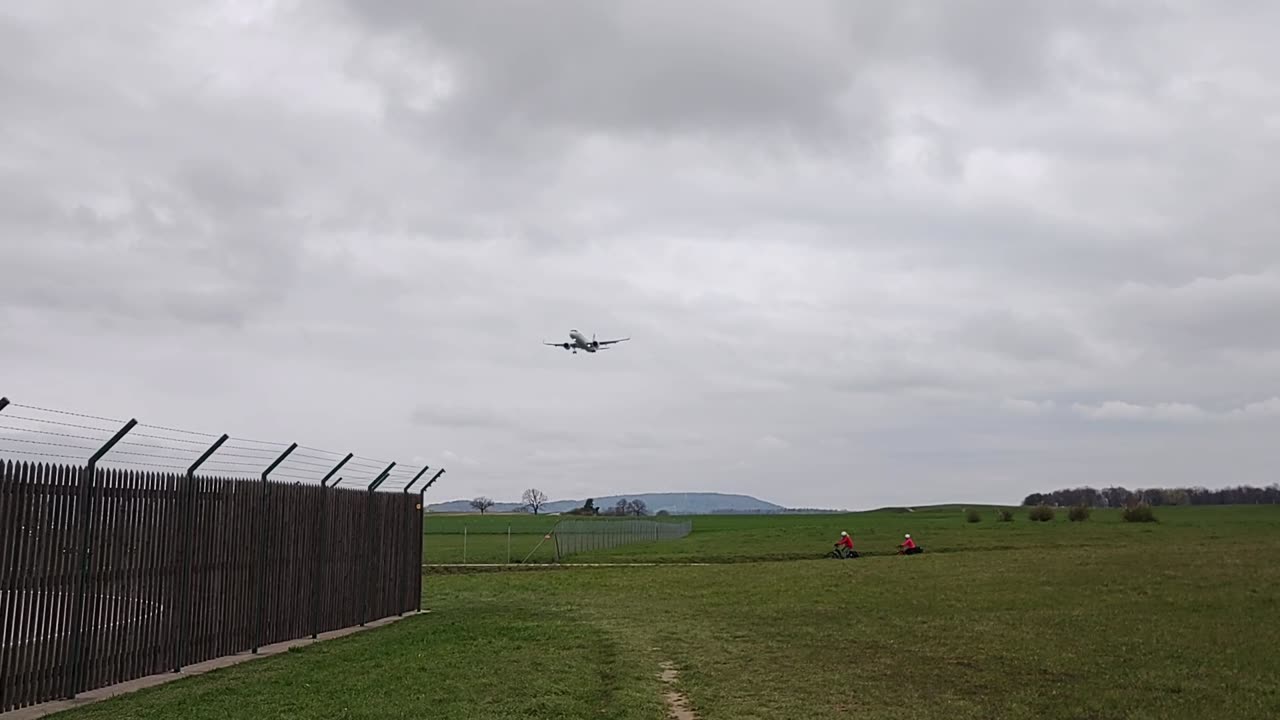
[659,661,698,719]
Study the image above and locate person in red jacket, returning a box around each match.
[833,531,857,558]
[897,533,923,555]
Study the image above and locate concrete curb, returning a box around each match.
[0,611,430,720]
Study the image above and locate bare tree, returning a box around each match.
[626,499,648,517]
[470,496,495,514]
[522,488,548,514]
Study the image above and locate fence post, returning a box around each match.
[397,467,430,616]
[312,453,352,640]
[507,525,511,564]
[417,488,428,613]
[360,462,396,627]
[416,470,442,613]
[64,418,137,699]
[321,456,353,489]
[368,464,395,493]
[401,466,432,495]
[253,443,297,655]
[421,468,445,492]
[399,496,412,616]
[463,526,467,564]
[175,433,229,673]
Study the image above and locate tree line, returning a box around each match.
[465,488,549,514]
[464,490,659,517]
[1023,484,1280,508]
[562,497,652,516]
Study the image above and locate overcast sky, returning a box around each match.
[3,1,1279,509]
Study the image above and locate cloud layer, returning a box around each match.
[3,1,1279,508]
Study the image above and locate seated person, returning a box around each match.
[834,531,857,557]
[897,533,923,555]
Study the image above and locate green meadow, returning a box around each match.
[422,512,562,564]
[50,505,1280,719]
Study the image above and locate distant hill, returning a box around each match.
[426,492,786,515]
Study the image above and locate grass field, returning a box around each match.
[422,512,562,564]
[48,504,1280,719]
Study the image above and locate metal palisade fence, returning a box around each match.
[0,460,424,714]
[552,518,693,560]
[0,398,440,716]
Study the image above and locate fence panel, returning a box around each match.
[0,459,423,715]
[551,518,693,559]
[74,468,198,691]
[0,462,85,711]
[420,516,694,564]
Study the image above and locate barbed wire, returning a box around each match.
[352,455,393,469]
[221,436,292,449]
[0,424,102,444]
[1,413,118,436]
[0,414,210,470]
[0,399,435,491]
[6,403,125,424]
[0,447,188,472]
[297,444,346,457]
[130,431,211,447]
[134,422,219,439]
[378,465,431,491]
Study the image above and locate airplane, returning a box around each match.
[543,329,631,354]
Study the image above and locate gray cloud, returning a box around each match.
[344,1,868,140]
[411,404,518,430]
[1102,272,1280,353]
[3,2,1280,508]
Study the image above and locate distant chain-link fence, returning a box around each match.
[421,516,693,564]
[551,518,693,560]
[423,519,559,564]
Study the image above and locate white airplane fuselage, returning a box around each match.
[568,329,596,352]
[545,328,629,354]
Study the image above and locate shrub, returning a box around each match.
[1068,505,1091,522]
[965,508,982,523]
[1029,504,1055,522]
[996,509,1014,522]
[1122,503,1158,523]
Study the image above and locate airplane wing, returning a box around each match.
[543,341,572,349]
[596,337,630,346]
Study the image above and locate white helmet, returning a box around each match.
[905,534,911,538]
[840,531,848,536]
